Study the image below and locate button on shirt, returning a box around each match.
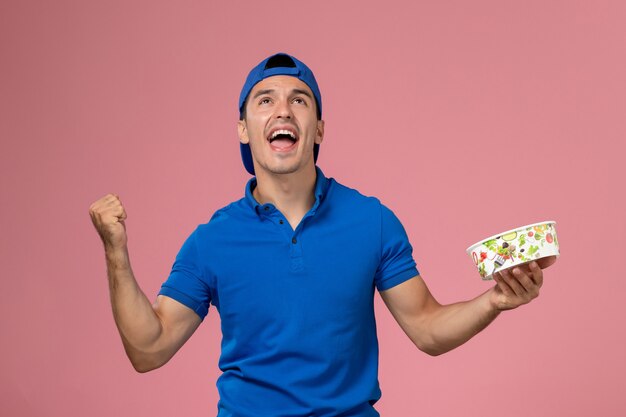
[159,167,419,417]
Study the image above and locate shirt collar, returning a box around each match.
[245,166,330,215]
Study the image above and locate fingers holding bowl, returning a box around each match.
[494,263,542,306]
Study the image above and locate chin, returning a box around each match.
[254,152,316,176]
[267,165,301,175]
[255,160,306,175]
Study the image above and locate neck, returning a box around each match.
[253,165,317,229]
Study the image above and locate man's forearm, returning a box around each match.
[418,290,500,356]
[105,245,165,370]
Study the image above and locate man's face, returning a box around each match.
[238,75,324,176]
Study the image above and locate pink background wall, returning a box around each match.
[2,1,625,416]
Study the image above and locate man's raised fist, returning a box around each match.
[89,194,128,249]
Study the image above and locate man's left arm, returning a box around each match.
[379,256,556,356]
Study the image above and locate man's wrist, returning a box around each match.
[105,244,131,270]
[482,288,502,319]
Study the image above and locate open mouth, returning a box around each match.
[267,129,299,151]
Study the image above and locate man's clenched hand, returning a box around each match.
[89,194,128,249]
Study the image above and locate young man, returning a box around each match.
[89,53,555,416]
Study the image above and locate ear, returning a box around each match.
[315,119,325,145]
[238,119,249,144]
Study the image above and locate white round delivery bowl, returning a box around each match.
[466,221,560,280]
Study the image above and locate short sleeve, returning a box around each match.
[158,229,211,320]
[374,205,419,291]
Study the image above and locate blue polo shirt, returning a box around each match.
[159,167,418,417]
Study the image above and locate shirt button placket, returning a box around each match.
[289,232,304,273]
[290,235,302,256]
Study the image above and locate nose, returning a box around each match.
[274,99,292,119]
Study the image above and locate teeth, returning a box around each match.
[270,129,296,139]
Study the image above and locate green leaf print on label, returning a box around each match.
[528,245,539,256]
[484,239,498,252]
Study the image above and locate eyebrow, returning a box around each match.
[252,88,313,100]
[252,89,275,99]
[292,88,313,100]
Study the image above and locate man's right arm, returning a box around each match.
[90,194,201,372]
